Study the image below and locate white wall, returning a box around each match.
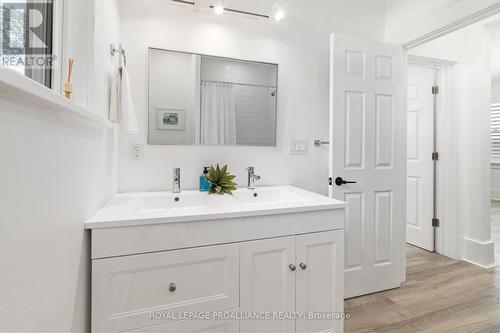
[117,0,387,195]
[493,79,500,101]
[93,0,121,116]
[410,20,495,266]
[491,24,500,81]
[491,25,500,201]
[0,99,117,331]
[0,0,120,331]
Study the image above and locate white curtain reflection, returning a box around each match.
[200,81,237,145]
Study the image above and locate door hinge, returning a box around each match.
[432,86,440,95]
[328,177,333,186]
[432,152,439,161]
[432,218,440,227]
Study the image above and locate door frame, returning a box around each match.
[407,55,459,259]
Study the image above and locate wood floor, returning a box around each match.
[345,202,500,333]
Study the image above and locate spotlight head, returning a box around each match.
[274,9,284,21]
[214,5,224,15]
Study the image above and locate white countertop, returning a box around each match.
[85,185,346,229]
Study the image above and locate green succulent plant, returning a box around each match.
[206,164,238,195]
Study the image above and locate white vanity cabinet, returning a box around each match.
[91,230,343,333]
[87,186,346,333]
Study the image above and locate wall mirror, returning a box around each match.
[148,48,278,146]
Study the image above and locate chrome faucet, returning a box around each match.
[173,168,181,193]
[247,167,261,190]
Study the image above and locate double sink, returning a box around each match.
[85,185,346,229]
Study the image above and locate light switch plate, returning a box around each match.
[289,139,308,155]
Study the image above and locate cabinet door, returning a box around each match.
[240,236,296,333]
[296,231,344,333]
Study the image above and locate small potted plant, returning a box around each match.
[206,164,238,195]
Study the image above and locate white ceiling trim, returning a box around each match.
[403,2,500,49]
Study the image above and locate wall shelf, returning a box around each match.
[0,67,114,128]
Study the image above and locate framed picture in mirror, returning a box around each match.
[156,108,186,131]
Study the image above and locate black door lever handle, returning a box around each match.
[335,177,357,186]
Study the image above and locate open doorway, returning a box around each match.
[405,66,437,252]
[404,14,499,267]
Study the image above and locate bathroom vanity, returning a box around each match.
[86,186,346,333]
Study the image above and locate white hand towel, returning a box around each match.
[120,67,139,134]
[109,68,121,122]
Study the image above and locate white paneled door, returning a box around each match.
[329,34,406,298]
[406,67,435,251]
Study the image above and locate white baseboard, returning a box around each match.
[462,237,496,268]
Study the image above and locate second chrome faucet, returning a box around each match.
[247,167,261,190]
[172,168,181,193]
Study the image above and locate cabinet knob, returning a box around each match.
[289,264,296,271]
[169,283,176,292]
[299,263,307,270]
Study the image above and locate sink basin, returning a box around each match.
[137,191,234,213]
[233,187,312,205]
[85,185,346,229]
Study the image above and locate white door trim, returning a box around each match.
[402,2,500,49]
[406,55,460,260]
[408,55,456,69]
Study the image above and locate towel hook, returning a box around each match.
[110,43,127,68]
[314,140,330,147]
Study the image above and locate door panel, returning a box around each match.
[295,231,344,333]
[329,33,405,298]
[375,94,393,167]
[374,191,393,264]
[240,237,295,333]
[344,193,363,270]
[406,68,435,251]
[345,91,365,168]
[407,112,420,160]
